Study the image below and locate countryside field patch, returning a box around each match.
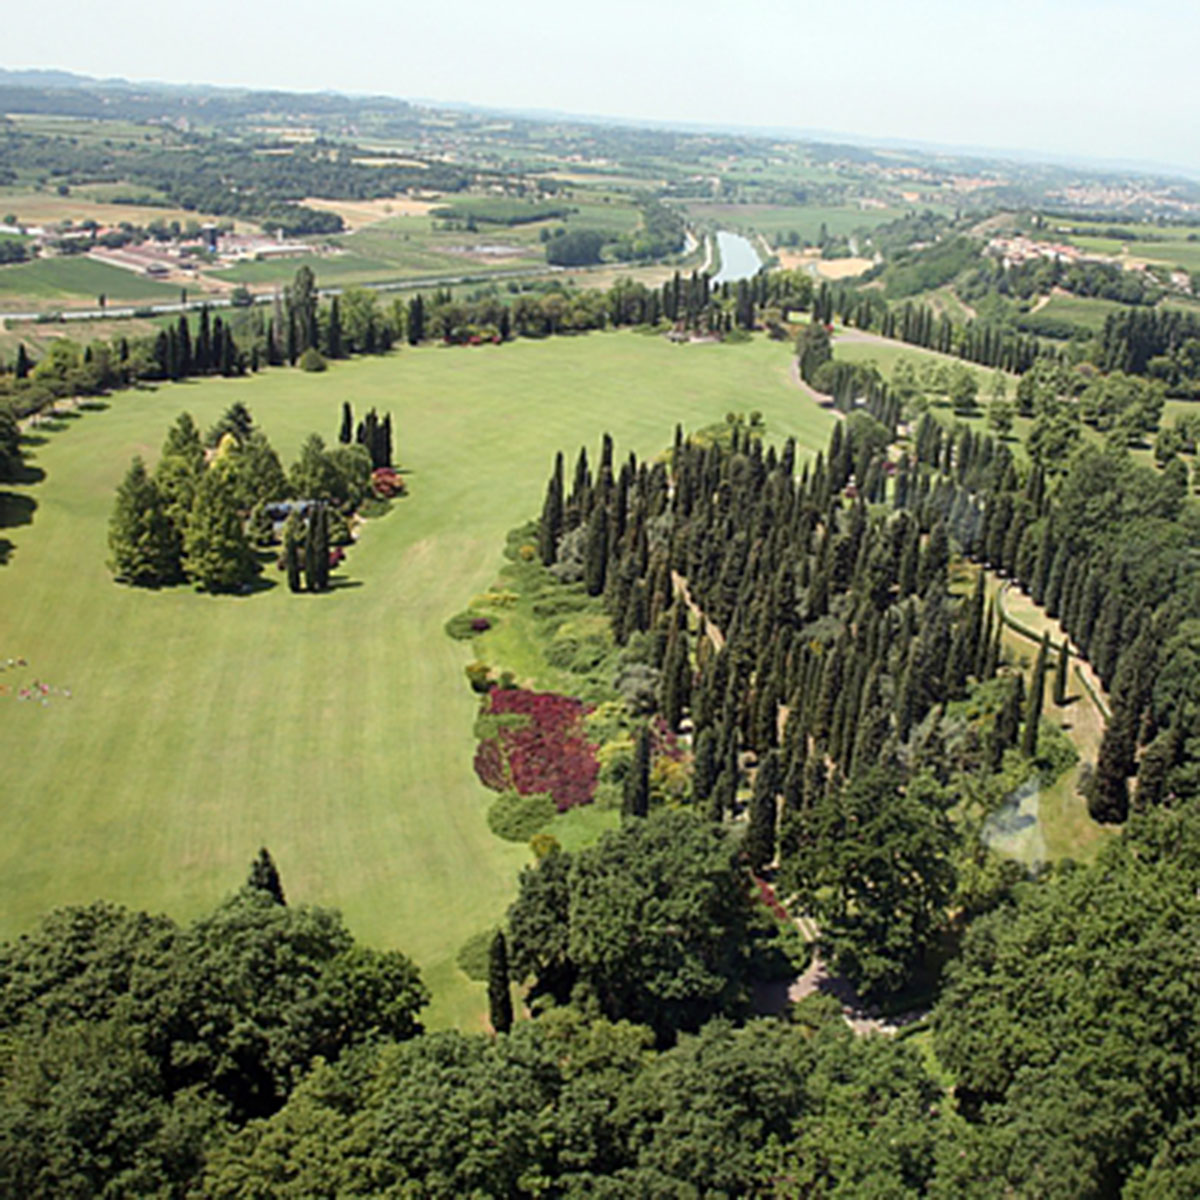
[0,255,181,308]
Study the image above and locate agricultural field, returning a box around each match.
[0,187,244,232]
[0,330,833,1028]
[1052,220,1200,274]
[0,256,180,309]
[686,202,904,245]
[1029,292,1129,332]
[212,197,648,290]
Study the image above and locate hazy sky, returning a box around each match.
[6,0,1199,172]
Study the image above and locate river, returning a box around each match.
[712,230,763,284]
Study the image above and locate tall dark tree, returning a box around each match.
[325,295,343,360]
[743,750,780,872]
[584,502,608,597]
[624,724,651,819]
[283,509,303,593]
[487,930,513,1035]
[406,294,425,345]
[247,847,285,905]
[538,452,565,566]
[339,401,353,445]
[1053,638,1070,707]
[14,341,31,380]
[1021,633,1050,758]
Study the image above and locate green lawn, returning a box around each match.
[0,256,180,308]
[0,331,833,1029]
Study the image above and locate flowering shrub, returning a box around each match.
[473,688,599,811]
[371,467,406,498]
[649,715,685,761]
[752,874,790,923]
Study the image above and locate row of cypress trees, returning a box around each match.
[903,409,1194,822]
[535,415,1032,881]
[283,503,332,593]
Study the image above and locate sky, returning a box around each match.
[5,0,1199,173]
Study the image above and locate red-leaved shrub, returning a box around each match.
[473,688,599,811]
[752,874,790,923]
[372,467,407,498]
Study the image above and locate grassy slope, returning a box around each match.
[0,257,180,307]
[0,331,833,1028]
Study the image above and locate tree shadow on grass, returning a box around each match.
[28,419,70,435]
[330,578,363,591]
[8,462,45,486]
[0,538,13,565]
[0,492,36,531]
[77,400,109,412]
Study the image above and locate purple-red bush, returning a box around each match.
[752,874,790,923]
[473,688,599,811]
[372,467,407,498]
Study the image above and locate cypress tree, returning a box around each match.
[177,313,193,377]
[197,306,213,373]
[487,930,514,1035]
[326,296,343,359]
[302,506,325,593]
[248,847,285,904]
[1053,638,1070,707]
[1021,634,1049,758]
[583,502,608,596]
[538,452,565,566]
[918,520,949,594]
[743,750,780,872]
[314,503,330,590]
[406,294,425,345]
[710,765,734,823]
[692,726,718,801]
[1044,544,1069,618]
[623,724,651,819]
[660,619,691,733]
[339,401,353,445]
[14,342,31,380]
[1090,715,1133,824]
[1134,726,1178,810]
[284,509,303,593]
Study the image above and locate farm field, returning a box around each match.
[0,330,834,1028]
[1065,232,1200,274]
[1031,293,1129,332]
[685,202,905,245]
[0,256,181,309]
[0,187,245,233]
